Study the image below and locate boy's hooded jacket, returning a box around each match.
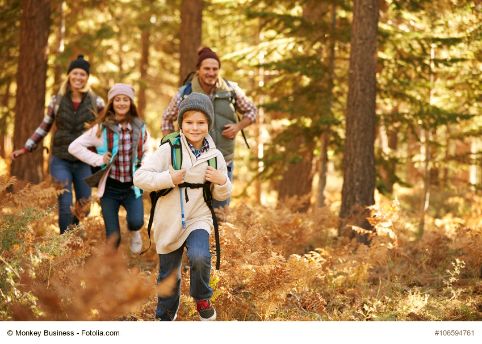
[133,132,231,254]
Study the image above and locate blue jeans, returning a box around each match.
[156,229,212,320]
[50,155,92,234]
[212,160,233,209]
[100,178,144,247]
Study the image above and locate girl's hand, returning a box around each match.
[11,148,27,160]
[170,168,186,185]
[205,166,227,185]
[103,152,112,164]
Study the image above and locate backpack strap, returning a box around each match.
[180,83,192,100]
[87,90,98,117]
[53,93,63,116]
[161,131,183,170]
[175,178,221,270]
[143,132,183,254]
[223,79,237,103]
[224,80,250,150]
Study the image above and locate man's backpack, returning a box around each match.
[144,132,222,270]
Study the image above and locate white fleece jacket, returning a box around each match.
[133,132,231,254]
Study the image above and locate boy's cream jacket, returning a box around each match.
[133,132,231,254]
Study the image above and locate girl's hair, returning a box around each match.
[59,72,91,96]
[90,97,142,137]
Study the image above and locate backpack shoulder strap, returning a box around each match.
[223,79,237,101]
[223,79,250,149]
[180,82,192,100]
[207,156,217,169]
[181,71,195,86]
[161,131,182,170]
[87,90,99,117]
[53,93,63,116]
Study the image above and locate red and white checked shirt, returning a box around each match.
[109,123,136,183]
[161,80,257,132]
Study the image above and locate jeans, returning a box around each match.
[100,178,144,247]
[155,229,212,320]
[50,155,92,234]
[212,160,233,209]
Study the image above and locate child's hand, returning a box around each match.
[103,152,112,164]
[205,166,227,185]
[170,168,186,185]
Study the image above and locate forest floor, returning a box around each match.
[0,174,481,321]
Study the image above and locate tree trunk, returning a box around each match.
[277,135,315,211]
[138,28,150,118]
[11,0,51,183]
[317,132,329,207]
[378,120,398,194]
[339,0,379,240]
[53,0,65,88]
[469,138,480,189]
[317,2,337,207]
[179,0,202,85]
[442,124,452,188]
[0,78,12,158]
[418,128,431,238]
[418,43,437,238]
[254,26,266,204]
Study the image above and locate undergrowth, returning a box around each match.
[0,176,480,321]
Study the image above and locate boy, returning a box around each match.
[134,93,231,321]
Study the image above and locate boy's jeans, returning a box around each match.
[100,179,144,247]
[212,161,233,209]
[50,155,92,234]
[156,229,213,320]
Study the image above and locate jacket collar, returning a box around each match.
[179,131,217,165]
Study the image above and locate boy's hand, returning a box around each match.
[170,168,186,185]
[205,166,227,185]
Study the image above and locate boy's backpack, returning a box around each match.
[144,132,222,270]
[180,73,250,149]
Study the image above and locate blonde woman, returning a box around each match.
[11,55,105,234]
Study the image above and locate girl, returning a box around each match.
[68,83,149,253]
[11,55,104,234]
[134,92,231,321]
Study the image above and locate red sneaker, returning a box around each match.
[196,299,216,321]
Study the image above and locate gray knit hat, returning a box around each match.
[178,92,214,130]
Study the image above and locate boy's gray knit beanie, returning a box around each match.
[178,92,214,131]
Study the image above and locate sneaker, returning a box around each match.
[196,299,216,321]
[156,312,177,321]
[129,230,142,254]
